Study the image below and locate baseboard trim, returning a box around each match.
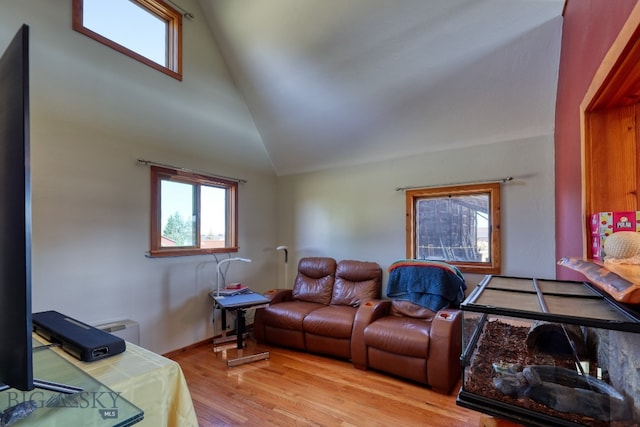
[162,324,254,359]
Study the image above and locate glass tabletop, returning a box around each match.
[0,339,143,426]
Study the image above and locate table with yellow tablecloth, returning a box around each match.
[35,334,198,427]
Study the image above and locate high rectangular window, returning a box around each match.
[72,0,182,80]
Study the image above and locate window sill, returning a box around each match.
[147,247,239,258]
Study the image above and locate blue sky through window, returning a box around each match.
[83,0,167,66]
[161,181,227,238]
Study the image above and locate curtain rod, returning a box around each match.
[396,176,513,192]
[137,158,247,184]
[165,0,195,20]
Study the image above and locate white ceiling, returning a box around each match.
[198,0,565,176]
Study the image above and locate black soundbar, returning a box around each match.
[32,310,126,362]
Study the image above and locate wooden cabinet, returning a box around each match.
[582,4,640,257]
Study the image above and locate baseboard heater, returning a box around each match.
[95,319,140,346]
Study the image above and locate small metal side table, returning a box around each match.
[209,290,270,367]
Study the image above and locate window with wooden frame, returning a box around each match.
[406,183,501,274]
[72,0,182,80]
[149,166,238,257]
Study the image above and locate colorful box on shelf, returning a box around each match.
[590,211,640,259]
[590,211,640,235]
[592,234,604,260]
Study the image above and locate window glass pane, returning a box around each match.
[149,166,238,257]
[415,193,490,263]
[83,0,167,66]
[160,180,196,247]
[201,186,227,249]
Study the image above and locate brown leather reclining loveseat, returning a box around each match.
[254,257,465,394]
[253,257,382,359]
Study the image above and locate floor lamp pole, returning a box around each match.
[277,246,288,288]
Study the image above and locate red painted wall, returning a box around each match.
[555,0,638,279]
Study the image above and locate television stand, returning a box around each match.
[0,378,82,394]
[0,343,84,395]
[32,378,83,394]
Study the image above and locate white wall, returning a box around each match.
[1,0,557,354]
[277,135,557,290]
[1,0,278,354]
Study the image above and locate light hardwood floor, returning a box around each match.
[168,338,483,427]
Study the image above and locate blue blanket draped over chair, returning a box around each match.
[386,260,466,311]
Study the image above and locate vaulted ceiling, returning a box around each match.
[198,0,565,176]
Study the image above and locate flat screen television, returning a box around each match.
[0,25,81,400]
[0,24,33,392]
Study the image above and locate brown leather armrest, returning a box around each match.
[426,308,463,394]
[262,288,293,304]
[351,299,391,369]
[253,289,293,343]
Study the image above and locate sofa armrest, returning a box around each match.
[351,299,391,370]
[426,308,463,394]
[262,288,293,304]
[253,289,293,343]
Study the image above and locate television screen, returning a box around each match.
[0,24,33,392]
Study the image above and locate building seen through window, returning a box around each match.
[406,183,500,274]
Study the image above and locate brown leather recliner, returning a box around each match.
[351,299,463,394]
[253,257,382,360]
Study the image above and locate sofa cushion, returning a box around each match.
[303,305,356,339]
[330,260,382,306]
[292,257,337,305]
[364,316,431,358]
[260,301,323,330]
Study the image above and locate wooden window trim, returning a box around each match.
[72,0,183,81]
[149,166,238,258]
[406,182,501,274]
